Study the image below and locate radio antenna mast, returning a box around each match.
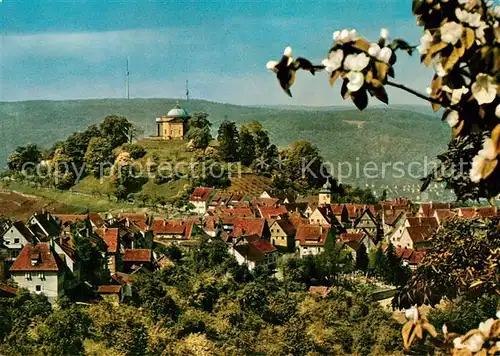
[126,58,130,100]
[186,80,189,101]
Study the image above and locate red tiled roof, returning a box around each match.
[232,217,266,238]
[406,226,435,243]
[251,197,280,208]
[434,209,457,222]
[102,228,119,253]
[475,207,498,218]
[395,247,414,260]
[123,249,152,262]
[10,243,60,272]
[409,251,426,265]
[274,218,296,236]
[209,192,233,206]
[258,206,288,220]
[97,285,122,294]
[153,220,194,238]
[53,214,87,225]
[111,272,134,285]
[407,217,439,229]
[88,212,105,227]
[296,225,330,246]
[338,232,364,243]
[189,187,213,202]
[220,208,254,216]
[458,207,477,218]
[288,212,309,228]
[0,283,18,296]
[250,240,277,254]
[330,204,345,215]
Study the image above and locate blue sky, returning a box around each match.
[0,0,434,106]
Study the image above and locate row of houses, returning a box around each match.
[1,183,498,304]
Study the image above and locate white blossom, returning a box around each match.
[493,6,500,19]
[404,307,416,320]
[378,47,392,63]
[456,8,482,27]
[368,43,381,57]
[470,137,499,182]
[418,30,434,55]
[496,104,500,118]
[442,85,469,105]
[471,73,497,105]
[344,53,370,72]
[442,324,448,337]
[346,71,365,92]
[453,337,466,349]
[380,28,389,40]
[333,29,358,44]
[322,49,344,74]
[464,333,484,352]
[496,310,500,319]
[434,60,447,77]
[445,110,460,127]
[476,21,487,43]
[470,155,488,183]
[266,61,278,71]
[479,137,498,160]
[441,22,464,45]
[479,318,495,336]
[368,43,392,63]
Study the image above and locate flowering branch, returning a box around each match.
[386,80,443,106]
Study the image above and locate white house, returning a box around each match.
[229,240,278,271]
[295,224,331,258]
[189,187,214,215]
[10,242,65,305]
[1,221,35,260]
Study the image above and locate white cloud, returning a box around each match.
[1,29,174,63]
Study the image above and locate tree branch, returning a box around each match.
[386,80,442,106]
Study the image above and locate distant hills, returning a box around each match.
[0,99,449,185]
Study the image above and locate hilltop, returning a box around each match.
[0,99,449,185]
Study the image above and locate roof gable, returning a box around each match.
[10,243,61,272]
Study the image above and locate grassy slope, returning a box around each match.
[0,99,449,186]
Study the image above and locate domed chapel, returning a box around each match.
[155,102,191,140]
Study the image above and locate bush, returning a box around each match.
[122,143,146,159]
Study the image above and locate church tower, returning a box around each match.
[318,179,332,206]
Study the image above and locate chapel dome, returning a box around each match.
[166,103,189,118]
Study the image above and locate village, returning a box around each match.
[0,176,497,306]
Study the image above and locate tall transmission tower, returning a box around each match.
[126,58,130,100]
[186,80,189,101]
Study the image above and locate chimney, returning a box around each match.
[30,249,40,266]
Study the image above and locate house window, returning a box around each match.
[25,272,32,280]
[38,272,45,280]
[35,285,42,293]
[14,238,19,244]
[4,240,9,245]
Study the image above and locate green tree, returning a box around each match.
[187,127,211,149]
[37,306,91,356]
[7,144,42,172]
[73,223,108,284]
[278,140,325,191]
[217,120,239,162]
[84,137,115,177]
[100,115,133,148]
[121,143,146,159]
[394,218,500,308]
[356,243,369,271]
[188,112,211,131]
[238,128,256,166]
